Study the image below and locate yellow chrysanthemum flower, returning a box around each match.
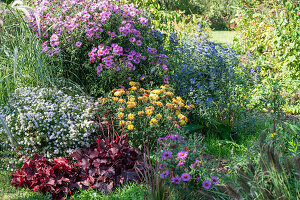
[138,96,143,101]
[129,81,139,86]
[131,86,138,91]
[149,93,159,100]
[118,99,124,104]
[151,89,162,95]
[142,96,148,101]
[127,101,137,108]
[114,89,125,96]
[190,104,195,108]
[129,97,136,102]
[166,103,173,109]
[118,112,124,119]
[165,92,174,97]
[127,124,134,130]
[156,101,163,107]
[156,114,163,119]
[150,118,158,125]
[178,114,185,120]
[126,121,132,125]
[128,113,135,120]
[146,109,153,116]
[180,119,186,125]
[119,120,125,126]
[118,108,124,112]
[112,97,118,102]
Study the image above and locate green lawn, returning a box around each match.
[210,31,237,45]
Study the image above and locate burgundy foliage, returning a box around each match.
[10,154,80,200]
[10,135,143,199]
[71,134,142,193]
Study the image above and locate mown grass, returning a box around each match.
[210,31,237,45]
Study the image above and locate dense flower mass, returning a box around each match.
[156,133,220,191]
[102,82,193,147]
[25,0,169,94]
[0,87,99,159]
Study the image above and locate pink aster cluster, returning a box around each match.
[157,134,220,189]
[25,0,169,84]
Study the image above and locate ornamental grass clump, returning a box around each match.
[26,0,169,95]
[0,87,98,160]
[156,133,221,199]
[100,81,194,148]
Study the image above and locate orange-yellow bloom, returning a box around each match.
[128,113,135,120]
[156,114,163,119]
[127,124,134,130]
[119,120,125,126]
[118,112,124,119]
[118,108,124,112]
[150,118,158,125]
[138,111,145,116]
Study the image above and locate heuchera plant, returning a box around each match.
[10,154,80,200]
[71,134,142,193]
[26,0,169,95]
[156,133,220,197]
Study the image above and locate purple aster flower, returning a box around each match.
[114,66,120,71]
[211,176,219,185]
[162,64,168,70]
[76,41,82,47]
[67,37,72,43]
[162,150,172,159]
[202,180,211,189]
[157,137,167,142]
[169,134,181,140]
[128,77,131,81]
[111,32,116,38]
[129,37,136,43]
[140,76,145,81]
[54,48,60,53]
[181,173,191,182]
[164,76,169,83]
[136,40,142,46]
[177,151,188,159]
[160,170,169,179]
[48,50,54,57]
[171,176,181,185]
[178,160,185,166]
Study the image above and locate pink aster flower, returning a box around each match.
[178,160,185,166]
[181,173,190,182]
[202,180,211,189]
[111,32,116,38]
[177,151,188,159]
[160,170,169,179]
[196,159,202,167]
[162,150,172,159]
[171,176,181,185]
[75,41,82,47]
[162,64,168,70]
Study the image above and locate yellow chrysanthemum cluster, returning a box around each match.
[109,82,194,131]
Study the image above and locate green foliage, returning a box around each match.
[219,140,300,200]
[233,0,300,112]
[69,183,144,200]
[0,4,59,105]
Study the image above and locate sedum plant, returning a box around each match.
[0,87,98,161]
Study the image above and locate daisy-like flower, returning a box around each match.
[140,76,145,81]
[136,40,142,46]
[164,76,169,83]
[171,176,181,185]
[162,64,168,70]
[162,150,172,159]
[196,159,202,167]
[177,151,188,159]
[178,160,185,166]
[181,173,191,182]
[129,37,136,43]
[75,41,82,47]
[128,113,135,120]
[48,50,54,57]
[211,176,219,185]
[202,180,211,189]
[160,170,169,179]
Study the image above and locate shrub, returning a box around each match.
[233,0,300,112]
[11,154,80,200]
[100,82,194,148]
[71,134,143,193]
[155,133,221,199]
[169,27,254,133]
[26,0,169,96]
[0,87,98,160]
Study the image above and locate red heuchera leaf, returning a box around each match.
[71,134,143,193]
[11,134,144,199]
[11,154,80,200]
